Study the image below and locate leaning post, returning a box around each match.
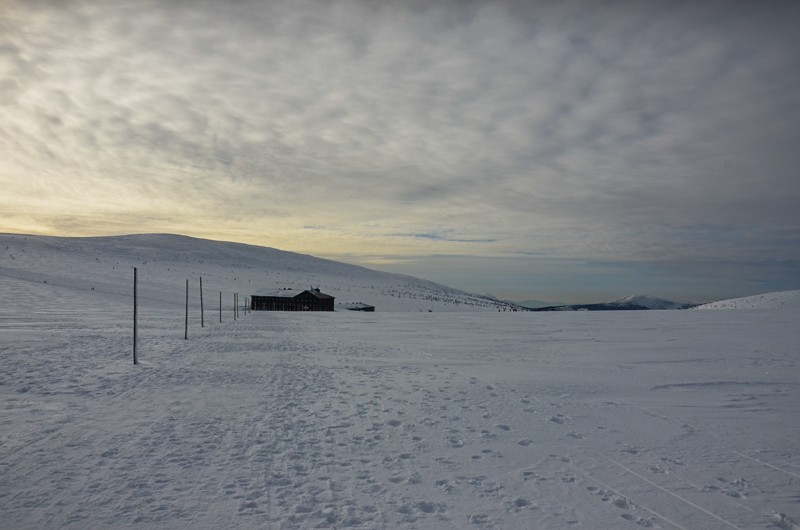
[184,279,189,340]
[200,277,204,328]
[133,267,138,365]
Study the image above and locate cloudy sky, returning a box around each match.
[2,0,799,303]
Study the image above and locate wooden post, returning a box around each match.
[219,291,222,323]
[184,279,189,339]
[133,267,138,365]
[199,277,204,328]
[233,293,237,320]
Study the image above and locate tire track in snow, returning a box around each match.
[632,402,800,482]
[599,453,741,529]
[554,398,797,528]
[502,392,771,528]
[572,463,692,530]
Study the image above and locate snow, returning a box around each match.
[1,233,799,529]
[253,289,311,298]
[693,290,800,311]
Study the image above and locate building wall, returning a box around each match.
[251,293,334,311]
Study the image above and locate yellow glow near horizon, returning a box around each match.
[0,205,494,264]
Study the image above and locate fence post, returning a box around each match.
[233,293,237,320]
[133,267,138,365]
[184,279,189,340]
[200,277,204,328]
[219,291,222,323]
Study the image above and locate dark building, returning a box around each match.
[250,288,335,311]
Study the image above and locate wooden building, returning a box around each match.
[250,288,334,311]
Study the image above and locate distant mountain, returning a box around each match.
[605,295,695,310]
[530,294,696,312]
[0,233,520,312]
[515,299,560,309]
[693,290,800,311]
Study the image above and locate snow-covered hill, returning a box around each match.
[693,289,800,311]
[0,233,519,312]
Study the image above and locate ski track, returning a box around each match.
[1,309,799,529]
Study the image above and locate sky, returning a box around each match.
[2,0,799,304]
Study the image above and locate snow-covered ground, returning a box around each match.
[1,234,799,528]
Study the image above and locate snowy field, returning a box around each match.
[2,299,799,528]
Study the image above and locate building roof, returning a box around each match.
[252,288,333,299]
[253,289,303,298]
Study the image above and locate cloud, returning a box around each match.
[1,0,799,297]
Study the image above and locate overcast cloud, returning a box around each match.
[2,0,799,301]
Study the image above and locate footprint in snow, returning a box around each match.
[467,513,490,525]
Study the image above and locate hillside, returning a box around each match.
[0,233,519,312]
[693,289,800,311]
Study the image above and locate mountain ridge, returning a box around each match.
[530,294,697,312]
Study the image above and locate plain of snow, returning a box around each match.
[1,234,799,529]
